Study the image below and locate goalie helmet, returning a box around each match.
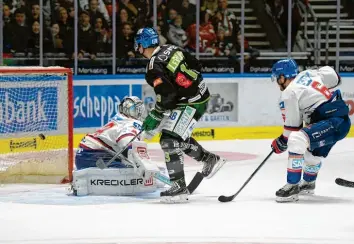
[119,96,145,120]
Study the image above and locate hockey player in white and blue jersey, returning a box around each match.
[72,96,166,196]
[270,59,351,202]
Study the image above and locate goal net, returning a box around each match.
[0,67,73,184]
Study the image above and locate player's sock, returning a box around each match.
[287,152,304,184]
[299,162,321,194]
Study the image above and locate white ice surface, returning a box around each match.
[1,139,354,244]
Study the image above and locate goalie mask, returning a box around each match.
[119,96,145,120]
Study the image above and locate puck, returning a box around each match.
[38,133,46,140]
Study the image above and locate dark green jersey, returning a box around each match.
[145,44,210,112]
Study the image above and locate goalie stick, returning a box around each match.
[218,151,274,202]
[335,178,354,188]
[96,131,143,169]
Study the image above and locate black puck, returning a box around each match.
[38,133,46,140]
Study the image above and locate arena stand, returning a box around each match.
[1,0,354,73]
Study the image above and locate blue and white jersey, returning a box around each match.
[279,66,339,138]
[79,113,142,152]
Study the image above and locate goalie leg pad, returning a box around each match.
[160,133,185,181]
[72,167,157,196]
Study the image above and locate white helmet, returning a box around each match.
[118,96,145,120]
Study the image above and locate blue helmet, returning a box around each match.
[134,27,159,52]
[271,59,298,82]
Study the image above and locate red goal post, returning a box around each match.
[0,66,73,184]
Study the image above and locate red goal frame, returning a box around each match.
[0,67,74,183]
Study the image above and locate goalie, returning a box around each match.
[72,96,167,196]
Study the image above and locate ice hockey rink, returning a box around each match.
[1,138,354,244]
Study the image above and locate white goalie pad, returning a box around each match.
[129,141,160,179]
[72,167,158,196]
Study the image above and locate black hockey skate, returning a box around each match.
[160,178,189,203]
[201,151,227,179]
[299,180,316,195]
[276,183,300,202]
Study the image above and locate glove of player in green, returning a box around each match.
[142,108,164,131]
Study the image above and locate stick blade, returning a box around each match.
[335,178,354,188]
[187,172,204,194]
[218,195,234,202]
[96,158,107,169]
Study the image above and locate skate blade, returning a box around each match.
[160,194,189,203]
[299,189,315,195]
[276,194,299,203]
[205,158,227,179]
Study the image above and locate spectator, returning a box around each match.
[116,22,135,58]
[74,11,97,59]
[9,8,30,53]
[157,25,167,45]
[3,4,12,26]
[234,31,259,60]
[27,3,40,26]
[167,8,178,24]
[79,0,111,24]
[167,15,188,48]
[179,0,196,29]
[118,8,130,25]
[213,0,239,43]
[117,8,130,36]
[27,21,40,54]
[88,0,108,28]
[201,0,218,22]
[214,28,234,56]
[186,11,217,53]
[94,17,111,53]
[44,22,64,53]
[120,0,138,20]
[57,7,73,39]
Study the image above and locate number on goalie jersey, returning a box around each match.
[72,96,166,196]
[270,60,350,203]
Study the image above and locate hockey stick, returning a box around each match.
[96,131,143,169]
[218,150,274,202]
[335,178,354,188]
[187,172,204,194]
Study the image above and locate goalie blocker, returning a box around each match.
[72,139,168,196]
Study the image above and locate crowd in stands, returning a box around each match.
[2,0,255,60]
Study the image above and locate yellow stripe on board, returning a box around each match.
[0,135,69,154]
[1,126,353,154]
[74,126,354,145]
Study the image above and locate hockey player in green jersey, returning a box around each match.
[134,27,227,203]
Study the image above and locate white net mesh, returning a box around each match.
[0,67,72,184]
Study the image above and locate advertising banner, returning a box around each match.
[0,87,58,133]
[73,82,142,129]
